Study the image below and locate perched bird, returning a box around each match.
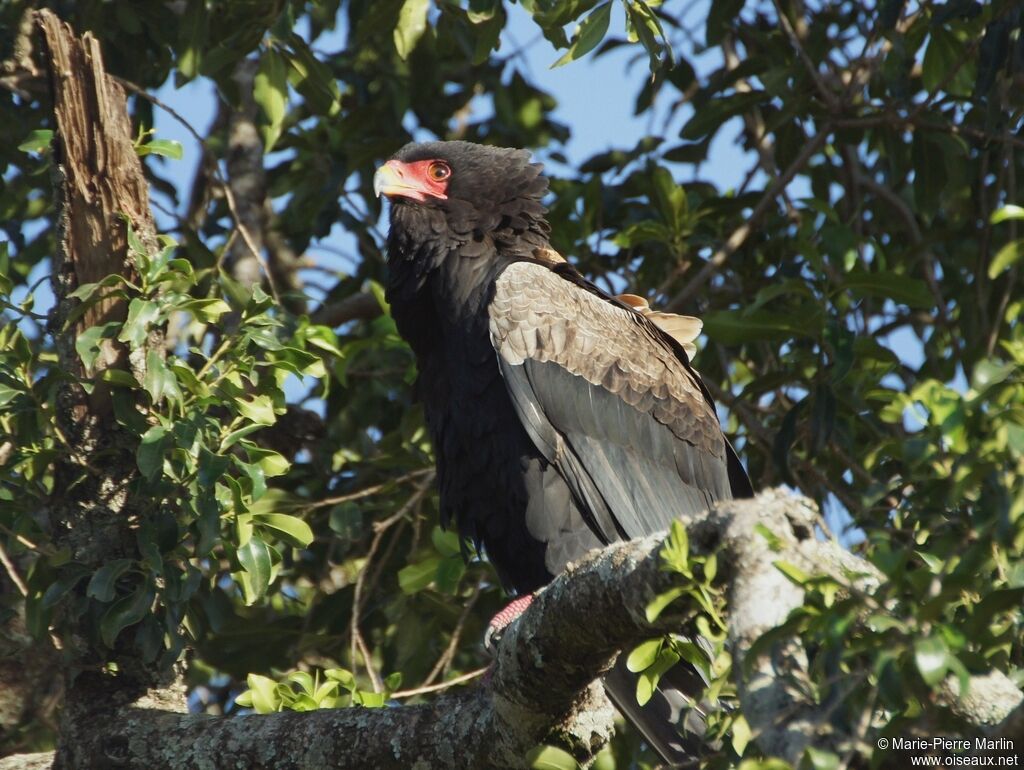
[375,140,752,765]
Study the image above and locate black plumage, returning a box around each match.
[378,140,752,764]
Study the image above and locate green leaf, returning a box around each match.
[968,588,1024,634]
[922,26,973,97]
[914,635,950,686]
[242,673,280,713]
[0,384,20,407]
[990,204,1024,224]
[659,519,690,574]
[253,513,314,548]
[87,559,135,602]
[254,48,288,152]
[680,91,765,141]
[842,269,933,309]
[626,638,663,672]
[626,0,671,71]
[703,308,816,344]
[76,322,120,371]
[467,0,499,23]
[988,240,1023,279]
[179,298,231,323]
[117,298,161,349]
[912,132,946,215]
[398,557,440,594]
[41,565,92,608]
[0,241,10,296]
[915,550,944,574]
[243,444,291,477]
[706,0,744,46]
[645,586,686,623]
[137,139,184,160]
[125,219,149,259]
[394,0,430,60]
[636,647,680,705]
[325,668,356,690]
[730,713,752,756]
[236,395,277,425]
[703,552,717,582]
[283,34,341,117]
[551,2,612,68]
[431,527,462,557]
[354,690,386,707]
[100,580,155,647]
[435,555,465,594]
[804,746,840,770]
[526,745,582,770]
[236,458,267,500]
[18,129,53,153]
[237,536,273,604]
[144,349,183,405]
[137,425,169,481]
[773,560,811,586]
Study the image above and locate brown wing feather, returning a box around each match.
[489,261,724,460]
[530,253,703,358]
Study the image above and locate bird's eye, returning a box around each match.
[427,162,451,181]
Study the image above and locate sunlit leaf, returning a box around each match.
[394,0,430,60]
[551,2,611,68]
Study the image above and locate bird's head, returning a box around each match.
[375,140,547,208]
[374,141,551,265]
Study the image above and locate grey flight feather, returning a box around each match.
[489,261,733,553]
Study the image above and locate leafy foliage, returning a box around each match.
[1,0,1023,766]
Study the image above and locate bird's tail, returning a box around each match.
[602,655,709,767]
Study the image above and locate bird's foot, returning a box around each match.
[483,594,534,656]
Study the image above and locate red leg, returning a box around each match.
[483,593,534,655]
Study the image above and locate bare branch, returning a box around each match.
[310,291,383,328]
[665,131,828,311]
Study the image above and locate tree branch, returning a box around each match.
[310,290,383,328]
[665,130,828,311]
[7,490,1020,769]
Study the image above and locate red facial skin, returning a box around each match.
[374,159,450,202]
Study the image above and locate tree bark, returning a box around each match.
[33,11,188,769]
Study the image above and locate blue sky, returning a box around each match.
[148,2,755,226]
[144,1,769,330]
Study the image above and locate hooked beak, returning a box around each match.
[373,160,427,202]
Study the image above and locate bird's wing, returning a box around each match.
[488,260,733,543]
[531,248,704,358]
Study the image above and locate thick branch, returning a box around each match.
[0,532,697,769]
[4,491,1021,769]
[311,290,383,328]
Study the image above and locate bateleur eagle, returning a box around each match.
[375,140,752,765]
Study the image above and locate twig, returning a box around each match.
[0,540,28,596]
[422,580,484,687]
[391,667,488,699]
[310,291,384,329]
[353,631,383,693]
[771,0,838,112]
[849,166,950,328]
[665,130,829,310]
[722,35,796,217]
[307,468,434,510]
[115,76,281,303]
[348,474,435,691]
